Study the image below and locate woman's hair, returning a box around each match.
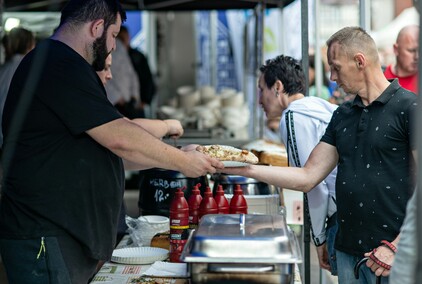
[59,0,126,31]
[2,27,35,61]
[309,54,330,87]
[259,55,306,95]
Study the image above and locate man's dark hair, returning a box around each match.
[259,55,306,95]
[59,0,126,31]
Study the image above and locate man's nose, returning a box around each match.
[258,94,263,105]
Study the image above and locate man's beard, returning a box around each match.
[92,32,110,71]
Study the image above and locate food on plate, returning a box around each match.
[196,145,258,164]
[150,231,170,250]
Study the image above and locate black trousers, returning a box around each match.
[0,234,99,284]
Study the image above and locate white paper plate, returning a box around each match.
[143,261,188,277]
[222,161,250,167]
[111,247,169,264]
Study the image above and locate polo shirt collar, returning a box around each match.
[351,79,400,108]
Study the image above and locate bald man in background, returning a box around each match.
[384,25,419,94]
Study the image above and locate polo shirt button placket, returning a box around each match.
[359,108,369,132]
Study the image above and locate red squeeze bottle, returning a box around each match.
[214,185,229,214]
[229,184,248,214]
[169,186,189,262]
[198,186,218,220]
[188,183,203,230]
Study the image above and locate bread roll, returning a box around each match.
[150,231,170,250]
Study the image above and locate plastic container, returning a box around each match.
[229,184,248,214]
[214,185,229,214]
[188,183,203,230]
[169,187,189,262]
[125,215,169,247]
[198,186,218,220]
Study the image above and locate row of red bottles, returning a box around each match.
[169,184,248,262]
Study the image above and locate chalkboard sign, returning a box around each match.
[138,168,208,217]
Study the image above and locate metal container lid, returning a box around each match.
[212,173,260,184]
[181,214,301,264]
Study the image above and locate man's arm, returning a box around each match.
[86,118,223,177]
[222,141,339,193]
[127,118,183,139]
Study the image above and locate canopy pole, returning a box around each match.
[253,2,265,140]
[415,0,422,281]
[359,0,371,31]
[300,0,311,283]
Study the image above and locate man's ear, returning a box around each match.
[91,19,105,38]
[274,80,283,93]
[354,53,365,69]
[393,43,399,56]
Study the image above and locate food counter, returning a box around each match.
[90,215,303,284]
[90,235,187,284]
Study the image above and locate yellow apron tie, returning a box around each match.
[36,237,46,259]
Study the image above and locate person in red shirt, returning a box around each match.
[384,25,419,94]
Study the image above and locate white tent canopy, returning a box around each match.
[371,7,419,50]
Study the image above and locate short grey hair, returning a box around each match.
[326,26,379,63]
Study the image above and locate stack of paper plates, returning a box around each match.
[111,247,169,264]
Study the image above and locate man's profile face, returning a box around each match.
[92,14,122,71]
[92,31,109,71]
[395,31,419,75]
[258,74,280,119]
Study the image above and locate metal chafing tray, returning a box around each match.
[181,214,301,284]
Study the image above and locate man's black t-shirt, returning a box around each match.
[0,39,124,260]
[321,80,417,256]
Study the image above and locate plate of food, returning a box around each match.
[196,145,258,167]
[111,247,169,265]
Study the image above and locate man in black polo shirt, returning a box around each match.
[0,0,223,283]
[223,26,416,283]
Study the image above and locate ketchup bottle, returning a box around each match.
[198,186,218,220]
[214,185,229,214]
[229,184,248,214]
[169,186,189,262]
[188,183,202,230]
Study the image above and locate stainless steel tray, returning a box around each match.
[181,214,301,264]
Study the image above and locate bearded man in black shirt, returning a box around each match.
[0,0,223,283]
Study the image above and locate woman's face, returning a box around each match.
[258,74,283,119]
[308,66,315,85]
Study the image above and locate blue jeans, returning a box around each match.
[336,250,389,284]
[0,235,98,283]
[326,221,338,275]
